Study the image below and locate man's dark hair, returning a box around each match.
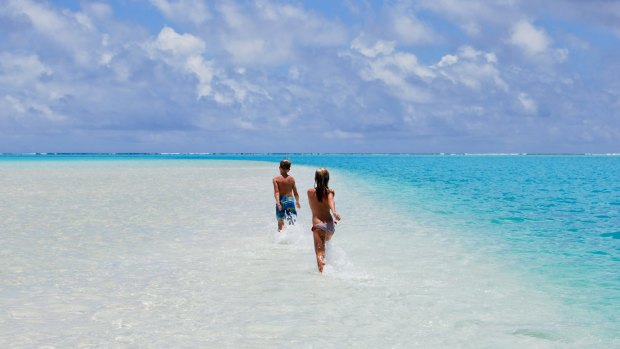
[280,159,291,170]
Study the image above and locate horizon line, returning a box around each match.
[1,152,620,156]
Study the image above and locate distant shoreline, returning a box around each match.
[1,152,619,156]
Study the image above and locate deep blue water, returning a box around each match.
[3,153,619,324]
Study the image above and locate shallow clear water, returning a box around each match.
[0,155,618,347]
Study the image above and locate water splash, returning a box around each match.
[323,241,371,281]
[272,219,312,250]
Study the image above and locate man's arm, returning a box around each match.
[292,179,301,208]
[273,178,281,210]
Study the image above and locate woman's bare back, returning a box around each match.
[307,188,338,225]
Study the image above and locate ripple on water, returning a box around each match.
[600,232,620,239]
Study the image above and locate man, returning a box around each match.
[272,159,300,231]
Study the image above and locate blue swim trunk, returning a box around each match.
[276,195,297,223]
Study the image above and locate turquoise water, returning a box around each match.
[282,154,620,324]
[2,154,619,344]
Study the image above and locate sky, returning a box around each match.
[1,0,619,153]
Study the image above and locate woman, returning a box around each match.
[307,168,341,272]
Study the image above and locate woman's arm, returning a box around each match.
[328,192,341,221]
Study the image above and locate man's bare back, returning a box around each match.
[273,175,296,197]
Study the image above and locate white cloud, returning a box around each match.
[185,56,214,99]
[152,27,206,57]
[147,27,213,99]
[350,5,437,48]
[146,26,271,105]
[5,0,102,65]
[223,38,268,62]
[3,95,27,114]
[100,52,113,66]
[83,2,113,18]
[215,1,347,65]
[510,20,550,56]
[276,114,298,127]
[351,35,396,58]
[234,118,256,130]
[554,48,569,63]
[213,78,270,106]
[391,13,435,44]
[518,92,538,114]
[485,53,498,64]
[0,53,52,86]
[150,0,211,25]
[437,54,458,67]
[433,46,508,91]
[459,46,481,59]
[3,94,66,122]
[350,40,509,105]
[391,53,436,80]
[417,0,520,36]
[325,129,364,139]
[288,66,300,80]
[508,20,570,64]
[357,51,435,103]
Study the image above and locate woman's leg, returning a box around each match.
[312,228,326,272]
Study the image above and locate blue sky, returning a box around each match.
[1,0,619,153]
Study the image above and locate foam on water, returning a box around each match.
[322,242,371,282]
[270,213,368,282]
[0,158,617,348]
[271,221,309,248]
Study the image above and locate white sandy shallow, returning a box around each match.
[0,159,615,348]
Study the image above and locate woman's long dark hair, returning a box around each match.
[315,168,330,202]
